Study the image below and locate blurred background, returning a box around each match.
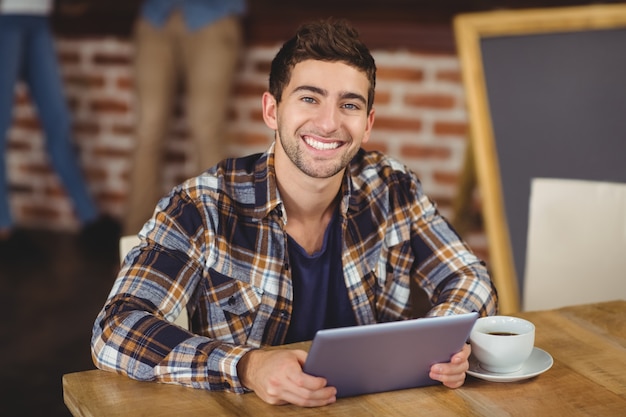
[2,1,623,415]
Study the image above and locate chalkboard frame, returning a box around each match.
[453,4,626,313]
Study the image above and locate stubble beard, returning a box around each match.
[278,128,356,179]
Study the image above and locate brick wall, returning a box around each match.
[5,37,486,258]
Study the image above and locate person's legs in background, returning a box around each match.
[123,14,179,236]
[183,15,243,173]
[24,16,100,226]
[22,16,120,255]
[0,15,55,260]
[0,15,25,238]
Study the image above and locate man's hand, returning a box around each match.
[237,349,337,407]
[429,343,471,388]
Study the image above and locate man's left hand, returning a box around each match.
[429,343,471,388]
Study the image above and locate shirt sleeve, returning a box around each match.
[407,174,498,318]
[90,189,254,393]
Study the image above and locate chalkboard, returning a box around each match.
[453,4,626,313]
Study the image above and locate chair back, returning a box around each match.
[523,178,626,311]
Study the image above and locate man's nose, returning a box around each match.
[314,103,340,134]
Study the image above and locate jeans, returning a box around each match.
[0,15,98,229]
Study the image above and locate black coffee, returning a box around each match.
[487,331,519,336]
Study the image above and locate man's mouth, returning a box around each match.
[304,136,341,151]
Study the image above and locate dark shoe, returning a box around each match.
[0,229,47,265]
[78,215,121,259]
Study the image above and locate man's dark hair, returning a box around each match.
[269,18,376,113]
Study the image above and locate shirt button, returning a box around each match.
[223,381,231,389]
[279,310,288,319]
[228,296,236,306]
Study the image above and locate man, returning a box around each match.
[92,19,497,407]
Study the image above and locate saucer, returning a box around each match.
[467,347,553,382]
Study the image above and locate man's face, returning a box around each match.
[263,60,375,179]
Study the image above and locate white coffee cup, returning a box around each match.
[469,316,535,373]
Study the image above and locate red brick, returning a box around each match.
[22,204,63,221]
[470,246,489,262]
[404,94,455,109]
[45,184,68,198]
[112,124,133,135]
[90,99,130,114]
[93,146,130,159]
[437,70,462,83]
[434,121,468,136]
[374,91,391,105]
[400,144,450,159]
[255,61,272,74]
[7,140,34,152]
[24,162,54,175]
[433,170,459,185]
[374,116,422,131]
[250,108,265,123]
[64,74,105,88]
[84,167,108,182]
[14,90,31,105]
[73,122,100,135]
[233,132,271,146]
[14,116,41,130]
[234,82,266,98]
[58,51,80,65]
[377,67,424,82]
[117,76,133,90]
[95,190,127,205]
[164,150,187,164]
[8,183,32,194]
[93,53,131,66]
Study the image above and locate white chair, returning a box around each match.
[119,235,190,329]
[522,178,626,311]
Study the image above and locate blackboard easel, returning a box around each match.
[453,4,626,313]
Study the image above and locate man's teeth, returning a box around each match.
[304,137,340,150]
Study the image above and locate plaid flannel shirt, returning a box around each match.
[91,145,497,393]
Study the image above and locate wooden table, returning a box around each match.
[63,300,626,416]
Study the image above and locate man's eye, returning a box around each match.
[302,97,316,103]
[343,103,359,110]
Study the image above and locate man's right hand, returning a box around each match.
[236,349,337,407]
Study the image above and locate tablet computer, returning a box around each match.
[303,312,478,398]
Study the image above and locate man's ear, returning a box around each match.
[262,92,278,130]
[361,108,376,145]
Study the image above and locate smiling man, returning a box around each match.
[91,19,497,407]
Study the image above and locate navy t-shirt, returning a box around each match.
[284,210,357,343]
